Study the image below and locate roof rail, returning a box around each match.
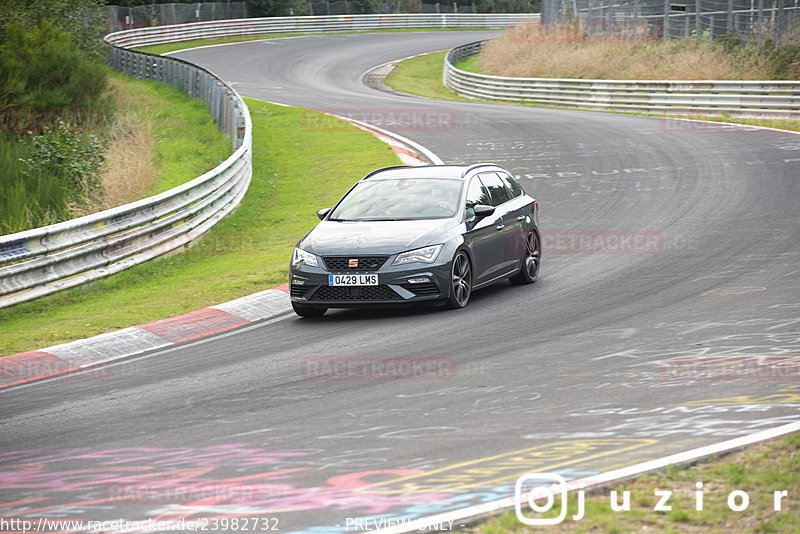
[362,165,410,179]
[462,163,499,177]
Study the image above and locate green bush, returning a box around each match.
[19,119,105,199]
[0,120,105,234]
[0,121,106,235]
[0,0,108,61]
[768,43,800,80]
[0,21,108,111]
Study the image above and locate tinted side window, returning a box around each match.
[464,177,490,219]
[479,173,511,206]
[498,172,523,198]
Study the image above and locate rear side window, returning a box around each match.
[498,172,523,198]
[479,173,511,206]
[464,177,490,219]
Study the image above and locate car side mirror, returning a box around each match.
[473,204,495,219]
[317,208,332,220]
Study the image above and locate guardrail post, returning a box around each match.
[695,0,701,39]
[236,112,246,149]
[757,0,763,44]
[727,0,733,33]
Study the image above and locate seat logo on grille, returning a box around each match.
[348,258,359,268]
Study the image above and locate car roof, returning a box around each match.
[362,164,503,181]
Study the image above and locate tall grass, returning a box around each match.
[480,23,773,80]
[0,135,70,234]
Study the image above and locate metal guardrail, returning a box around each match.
[0,34,253,308]
[444,41,800,118]
[108,13,540,48]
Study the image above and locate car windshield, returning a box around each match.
[329,178,462,221]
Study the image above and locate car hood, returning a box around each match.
[299,219,457,256]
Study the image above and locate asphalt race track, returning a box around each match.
[2,31,800,532]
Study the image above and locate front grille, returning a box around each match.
[290,284,311,298]
[322,256,389,271]
[398,281,440,296]
[311,285,402,301]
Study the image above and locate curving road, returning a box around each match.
[1,31,800,532]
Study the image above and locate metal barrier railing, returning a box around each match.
[108,13,540,48]
[443,41,800,118]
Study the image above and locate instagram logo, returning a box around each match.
[515,473,569,525]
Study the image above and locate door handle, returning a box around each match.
[517,215,526,221]
[496,224,505,231]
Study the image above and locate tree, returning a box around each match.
[0,21,108,110]
[0,0,108,61]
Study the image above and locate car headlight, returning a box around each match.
[392,244,443,266]
[292,247,319,267]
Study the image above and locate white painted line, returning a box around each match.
[261,100,291,107]
[373,420,800,533]
[659,115,800,136]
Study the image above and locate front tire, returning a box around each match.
[444,250,472,309]
[509,230,540,285]
[292,302,327,318]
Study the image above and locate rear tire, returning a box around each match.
[292,302,327,318]
[444,251,472,309]
[509,231,540,285]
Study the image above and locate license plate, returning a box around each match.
[329,274,378,286]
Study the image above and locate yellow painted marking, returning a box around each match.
[356,438,657,495]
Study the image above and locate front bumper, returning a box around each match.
[290,259,452,308]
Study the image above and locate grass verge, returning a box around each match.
[454,54,483,74]
[471,431,800,533]
[383,50,475,102]
[0,98,399,357]
[384,51,800,133]
[136,28,495,56]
